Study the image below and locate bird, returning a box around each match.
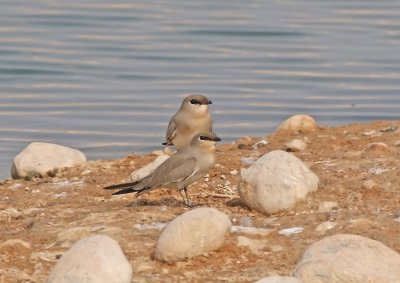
[104,132,221,207]
[162,94,213,149]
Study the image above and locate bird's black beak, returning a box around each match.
[206,100,212,105]
[213,137,221,141]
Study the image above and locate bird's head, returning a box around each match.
[181,94,212,114]
[191,132,221,151]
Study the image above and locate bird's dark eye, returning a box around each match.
[190,99,199,104]
[199,136,205,140]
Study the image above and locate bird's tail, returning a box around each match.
[103,180,140,191]
[104,181,150,196]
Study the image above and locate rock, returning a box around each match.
[275,114,317,135]
[255,276,302,283]
[315,221,337,233]
[237,236,269,254]
[294,234,400,282]
[285,139,307,152]
[278,227,304,236]
[11,142,86,179]
[238,150,319,214]
[47,235,132,283]
[318,201,339,212]
[361,130,381,137]
[368,166,389,175]
[154,207,231,262]
[253,140,269,149]
[130,155,169,182]
[229,170,238,176]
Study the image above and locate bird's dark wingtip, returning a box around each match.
[104,180,140,190]
[104,184,120,190]
[112,188,135,195]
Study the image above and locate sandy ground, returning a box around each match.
[1,120,400,282]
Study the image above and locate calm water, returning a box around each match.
[1,0,400,180]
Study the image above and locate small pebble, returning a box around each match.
[229,170,238,176]
[285,139,307,152]
[315,221,337,233]
[278,227,304,236]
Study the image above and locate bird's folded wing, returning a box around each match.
[147,153,198,187]
[164,117,177,145]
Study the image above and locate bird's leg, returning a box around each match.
[178,186,188,206]
[178,186,193,207]
[183,186,194,207]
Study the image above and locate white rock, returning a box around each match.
[294,234,400,282]
[362,130,379,136]
[253,140,269,149]
[315,221,337,233]
[47,235,132,283]
[11,142,86,179]
[278,227,304,236]
[255,276,302,283]
[130,155,169,182]
[318,201,339,212]
[229,170,238,176]
[238,150,319,214]
[155,207,231,262]
[368,166,389,175]
[133,222,166,230]
[275,114,317,135]
[285,139,307,152]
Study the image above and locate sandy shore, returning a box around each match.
[1,120,400,282]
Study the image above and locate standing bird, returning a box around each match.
[163,94,213,149]
[104,132,221,207]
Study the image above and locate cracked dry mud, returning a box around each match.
[1,120,400,282]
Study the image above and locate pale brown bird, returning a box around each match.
[162,94,213,149]
[104,132,221,206]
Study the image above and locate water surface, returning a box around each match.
[1,0,400,180]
